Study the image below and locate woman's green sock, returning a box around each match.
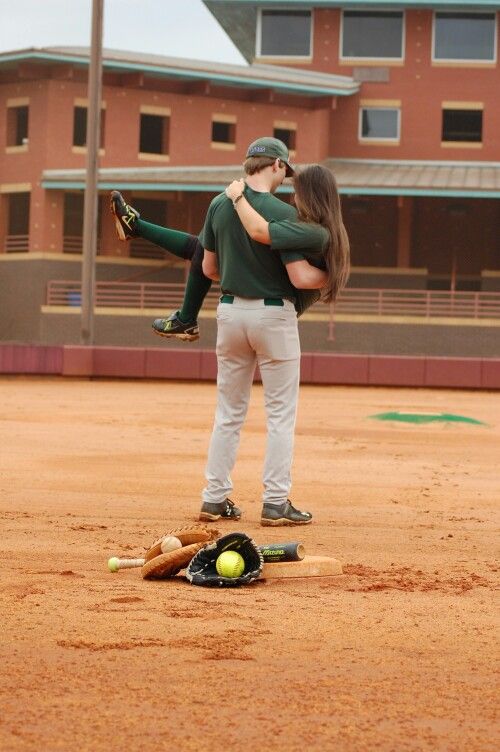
[179,271,212,323]
[135,219,211,323]
[136,218,191,258]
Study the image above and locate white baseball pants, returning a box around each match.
[202,297,300,507]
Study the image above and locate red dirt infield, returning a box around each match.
[0,377,498,751]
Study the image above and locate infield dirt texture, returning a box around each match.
[1,377,498,751]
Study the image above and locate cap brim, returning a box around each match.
[285,162,295,178]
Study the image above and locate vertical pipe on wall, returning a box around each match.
[80,0,104,345]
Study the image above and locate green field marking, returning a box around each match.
[370,411,487,426]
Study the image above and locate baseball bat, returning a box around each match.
[258,542,305,562]
[108,557,145,572]
[108,542,305,571]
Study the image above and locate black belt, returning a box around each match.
[220,294,284,307]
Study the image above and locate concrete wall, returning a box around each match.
[1,257,498,357]
[481,271,500,293]
[0,256,185,342]
[34,311,499,359]
[1,343,498,389]
[347,268,427,290]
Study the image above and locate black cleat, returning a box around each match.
[152,311,199,342]
[110,190,140,240]
[199,499,242,522]
[261,500,312,526]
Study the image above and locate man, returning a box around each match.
[198,137,326,526]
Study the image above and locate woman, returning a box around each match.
[110,163,349,339]
[225,163,350,306]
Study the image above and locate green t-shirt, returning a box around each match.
[269,220,329,316]
[199,186,300,300]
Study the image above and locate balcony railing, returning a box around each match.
[5,234,29,252]
[62,236,83,254]
[62,236,104,254]
[47,280,221,309]
[331,288,500,319]
[45,281,500,320]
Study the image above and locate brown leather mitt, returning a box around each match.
[142,542,208,580]
[143,525,219,563]
[142,525,220,580]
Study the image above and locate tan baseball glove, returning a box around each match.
[142,525,219,580]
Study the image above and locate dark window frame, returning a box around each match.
[62,192,103,254]
[72,105,106,149]
[211,119,236,145]
[139,112,170,156]
[6,105,29,147]
[273,127,297,152]
[441,108,483,143]
[7,192,30,235]
[341,10,405,61]
[257,8,313,58]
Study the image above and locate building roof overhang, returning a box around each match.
[0,46,359,97]
[205,1,500,8]
[204,1,500,63]
[41,160,500,199]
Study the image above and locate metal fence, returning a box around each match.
[5,234,29,252]
[46,280,500,320]
[47,280,221,309]
[330,288,500,319]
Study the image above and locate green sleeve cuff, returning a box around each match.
[280,250,305,264]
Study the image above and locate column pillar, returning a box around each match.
[397,195,413,268]
[30,184,65,253]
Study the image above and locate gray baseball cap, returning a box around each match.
[246,137,295,177]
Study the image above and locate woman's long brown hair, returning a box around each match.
[293,165,350,302]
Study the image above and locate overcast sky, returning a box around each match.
[0,0,246,64]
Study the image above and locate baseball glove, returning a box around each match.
[186,532,264,587]
[142,525,219,580]
[143,524,219,563]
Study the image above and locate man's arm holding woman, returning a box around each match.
[225,179,327,290]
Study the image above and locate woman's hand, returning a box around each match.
[225,179,245,202]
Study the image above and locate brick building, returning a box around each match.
[0,0,499,357]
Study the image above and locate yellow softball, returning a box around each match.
[216,550,245,578]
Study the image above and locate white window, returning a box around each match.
[433,12,497,62]
[341,10,404,60]
[257,8,312,58]
[359,107,400,141]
